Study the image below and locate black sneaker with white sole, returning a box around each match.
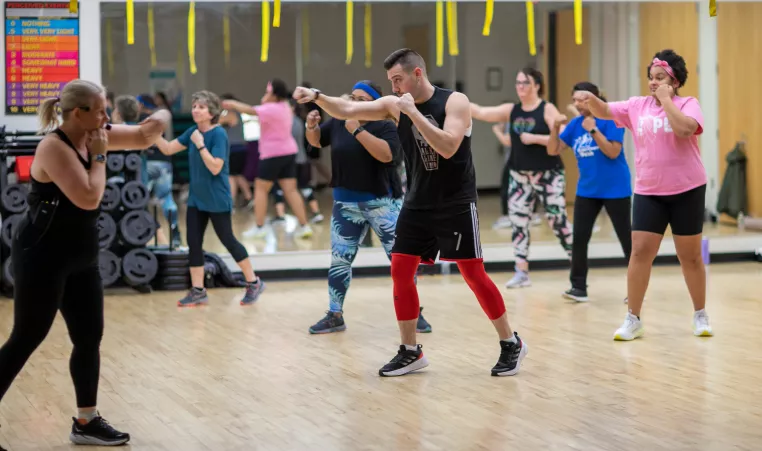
[379,345,429,377]
[491,332,528,377]
[69,416,130,446]
[562,288,589,302]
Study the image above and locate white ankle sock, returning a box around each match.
[77,409,97,423]
[403,344,418,352]
[501,335,518,345]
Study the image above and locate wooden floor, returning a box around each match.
[158,190,757,255]
[0,262,761,450]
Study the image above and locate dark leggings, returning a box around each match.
[499,160,511,216]
[187,206,248,267]
[570,196,632,290]
[0,230,103,408]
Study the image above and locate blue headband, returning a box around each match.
[352,82,381,100]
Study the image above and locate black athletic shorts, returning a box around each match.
[632,184,706,236]
[258,154,297,181]
[229,144,248,176]
[392,202,483,264]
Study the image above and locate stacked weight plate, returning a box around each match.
[98,151,159,290]
[0,182,29,295]
[149,247,192,291]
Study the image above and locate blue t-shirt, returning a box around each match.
[177,125,232,212]
[559,116,632,199]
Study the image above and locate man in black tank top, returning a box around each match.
[293,48,527,379]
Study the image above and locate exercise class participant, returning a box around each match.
[221,79,313,239]
[548,82,632,302]
[220,94,253,208]
[293,48,527,378]
[471,68,573,289]
[304,80,431,335]
[153,90,265,307]
[0,79,169,447]
[580,49,713,340]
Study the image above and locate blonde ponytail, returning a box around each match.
[37,97,61,134]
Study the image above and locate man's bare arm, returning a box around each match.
[406,92,471,159]
[293,87,398,122]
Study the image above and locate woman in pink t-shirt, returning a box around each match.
[578,49,713,341]
[223,79,312,239]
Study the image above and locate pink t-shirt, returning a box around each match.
[254,101,298,159]
[608,95,707,196]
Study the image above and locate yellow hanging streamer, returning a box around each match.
[273,0,281,27]
[435,1,444,67]
[482,0,493,36]
[346,1,354,64]
[223,6,231,69]
[188,2,197,74]
[302,9,310,66]
[709,0,717,17]
[69,0,77,14]
[106,19,114,78]
[364,4,372,68]
[148,5,156,68]
[526,1,536,56]
[446,1,458,56]
[126,0,134,44]
[574,0,582,45]
[261,0,270,62]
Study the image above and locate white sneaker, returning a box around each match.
[693,309,713,337]
[505,271,531,289]
[294,225,314,239]
[613,313,644,341]
[492,216,512,230]
[243,225,268,239]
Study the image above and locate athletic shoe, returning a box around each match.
[613,313,644,341]
[693,309,714,337]
[243,225,268,239]
[562,288,589,302]
[309,311,346,334]
[491,332,528,376]
[177,288,209,307]
[69,415,130,446]
[240,278,266,305]
[310,213,325,224]
[379,345,429,377]
[492,215,512,230]
[505,271,531,289]
[416,307,432,333]
[295,225,314,239]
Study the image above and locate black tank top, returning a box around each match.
[508,100,562,171]
[396,86,478,210]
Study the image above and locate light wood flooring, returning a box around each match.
[0,262,761,450]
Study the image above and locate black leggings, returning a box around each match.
[0,225,103,408]
[187,206,248,267]
[570,196,632,290]
[499,160,511,216]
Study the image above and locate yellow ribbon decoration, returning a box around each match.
[364,3,372,68]
[148,5,156,67]
[302,9,310,66]
[188,1,197,74]
[574,0,582,45]
[526,1,536,56]
[261,0,270,62]
[446,1,458,56]
[274,0,281,27]
[482,0,493,36]
[69,0,77,14]
[346,0,354,64]
[709,0,716,17]
[106,19,114,77]
[126,0,134,45]
[435,1,443,67]
[223,6,231,69]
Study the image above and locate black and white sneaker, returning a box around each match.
[379,345,429,377]
[562,288,589,302]
[491,332,528,377]
[69,415,130,446]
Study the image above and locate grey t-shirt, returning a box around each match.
[292,116,307,164]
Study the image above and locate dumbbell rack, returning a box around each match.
[0,125,160,298]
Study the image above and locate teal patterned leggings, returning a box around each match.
[328,197,402,312]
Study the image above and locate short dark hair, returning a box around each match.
[519,67,544,97]
[269,78,289,100]
[648,49,688,88]
[383,48,426,73]
[571,81,606,101]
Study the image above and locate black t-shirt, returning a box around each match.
[508,100,562,171]
[319,118,404,199]
[396,86,478,210]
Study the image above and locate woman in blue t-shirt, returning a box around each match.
[155,90,265,307]
[548,82,632,302]
[304,80,431,335]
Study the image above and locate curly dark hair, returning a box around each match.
[647,49,688,89]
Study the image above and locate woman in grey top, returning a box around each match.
[220,93,253,207]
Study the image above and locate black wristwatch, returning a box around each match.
[590,127,598,135]
[352,126,365,137]
[311,89,321,102]
[92,154,106,164]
